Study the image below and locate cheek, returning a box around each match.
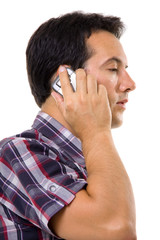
[86,67,118,96]
[98,77,117,99]
[96,70,118,88]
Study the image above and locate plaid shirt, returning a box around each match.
[0,111,87,240]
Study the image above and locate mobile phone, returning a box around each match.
[52,67,76,97]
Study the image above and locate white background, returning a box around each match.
[0,0,160,239]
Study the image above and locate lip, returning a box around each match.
[116,99,128,109]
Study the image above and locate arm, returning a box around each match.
[49,67,136,240]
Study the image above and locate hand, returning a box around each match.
[51,66,112,140]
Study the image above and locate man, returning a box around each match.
[0,12,136,239]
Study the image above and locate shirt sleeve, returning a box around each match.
[0,138,87,236]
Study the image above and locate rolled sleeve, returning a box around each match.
[1,138,87,235]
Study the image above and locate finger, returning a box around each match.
[51,90,63,103]
[76,69,87,94]
[87,74,98,95]
[98,84,107,97]
[51,91,65,114]
[98,84,109,103]
[59,66,74,97]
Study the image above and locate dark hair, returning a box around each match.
[26,11,125,107]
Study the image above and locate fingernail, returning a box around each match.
[59,66,66,73]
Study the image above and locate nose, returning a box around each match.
[118,70,136,92]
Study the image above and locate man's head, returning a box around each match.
[85,30,136,128]
[26,11,135,128]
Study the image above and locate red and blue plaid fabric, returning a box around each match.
[0,111,87,239]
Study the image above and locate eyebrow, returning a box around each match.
[101,57,128,69]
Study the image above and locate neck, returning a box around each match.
[41,96,75,135]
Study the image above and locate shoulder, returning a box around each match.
[0,128,38,149]
[0,137,15,150]
[0,137,19,158]
[0,129,47,163]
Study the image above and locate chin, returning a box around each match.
[111,114,123,129]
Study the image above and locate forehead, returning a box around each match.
[86,30,127,67]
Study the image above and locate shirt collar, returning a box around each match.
[32,111,85,167]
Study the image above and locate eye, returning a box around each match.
[109,68,118,72]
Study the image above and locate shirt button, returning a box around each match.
[49,184,57,192]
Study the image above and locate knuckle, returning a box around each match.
[91,95,100,105]
[65,100,74,111]
[79,95,87,105]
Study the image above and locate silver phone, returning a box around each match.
[52,67,76,96]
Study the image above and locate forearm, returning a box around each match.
[51,130,137,240]
[82,130,136,228]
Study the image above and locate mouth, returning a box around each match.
[116,99,128,109]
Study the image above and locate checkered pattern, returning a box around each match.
[0,111,87,239]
